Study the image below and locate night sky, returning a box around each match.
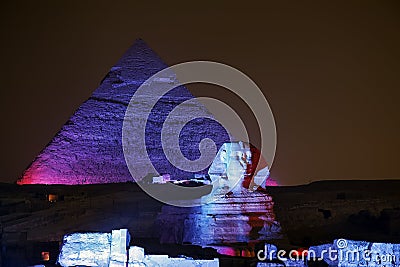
[1,1,399,185]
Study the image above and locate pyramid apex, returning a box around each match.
[113,38,166,70]
[131,38,149,47]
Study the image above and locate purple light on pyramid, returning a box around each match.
[18,39,230,185]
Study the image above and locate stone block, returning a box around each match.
[129,246,145,262]
[143,254,169,266]
[128,262,146,267]
[109,260,126,267]
[110,229,130,262]
[57,232,111,267]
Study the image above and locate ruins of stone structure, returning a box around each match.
[58,228,400,267]
[57,232,111,267]
[58,229,219,267]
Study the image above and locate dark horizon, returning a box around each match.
[1,1,399,185]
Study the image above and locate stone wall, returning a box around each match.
[57,228,219,267]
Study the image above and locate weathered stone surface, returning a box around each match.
[208,141,272,195]
[110,229,130,262]
[128,262,147,267]
[109,260,126,267]
[57,228,220,267]
[129,246,145,262]
[57,232,111,267]
[18,39,229,185]
[157,190,282,247]
[143,255,219,267]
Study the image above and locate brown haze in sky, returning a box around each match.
[0,1,399,185]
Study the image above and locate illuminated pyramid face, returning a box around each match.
[18,39,230,185]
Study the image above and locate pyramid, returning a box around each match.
[18,39,230,185]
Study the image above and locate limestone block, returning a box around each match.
[128,262,146,267]
[57,232,111,267]
[110,229,130,262]
[142,255,219,267]
[143,255,168,266]
[109,260,126,267]
[129,246,145,262]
